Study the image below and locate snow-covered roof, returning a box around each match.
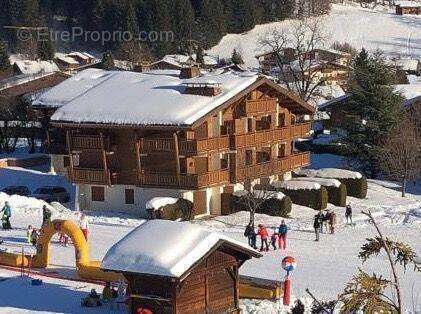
[55,53,79,65]
[68,52,95,61]
[101,220,260,278]
[13,60,59,75]
[395,83,421,102]
[233,189,286,200]
[36,68,261,125]
[396,1,421,7]
[292,177,342,188]
[145,197,178,210]
[295,168,363,179]
[272,180,322,190]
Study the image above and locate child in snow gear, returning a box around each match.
[42,205,52,226]
[59,232,69,246]
[82,289,102,307]
[314,213,322,241]
[345,205,353,224]
[27,225,34,243]
[244,223,257,249]
[270,229,278,250]
[79,214,89,241]
[102,282,113,304]
[1,201,12,229]
[278,220,288,250]
[321,211,329,233]
[257,224,269,252]
[329,210,337,234]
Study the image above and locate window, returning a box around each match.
[245,150,253,166]
[63,156,70,167]
[91,186,104,202]
[125,189,134,205]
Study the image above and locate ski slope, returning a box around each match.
[209,3,421,68]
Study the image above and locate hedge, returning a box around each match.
[325,183,347,207]
[339,177,368,199]
[149,198,194,221]
[274,185,328,211]
[229,194,292,218]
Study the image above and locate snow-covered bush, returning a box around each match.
[271,181,328,211]
[147,198,194,221]
[340,177,367,199]
[292,177,347,207]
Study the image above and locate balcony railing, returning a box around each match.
[233,152,310,182]
[70,134,110,150]
[140,136,230,155]
[138,169,230,189]
[68,168,115,185]
[245,98,277,115]
[291,122,312,138]
[232,127,290,149]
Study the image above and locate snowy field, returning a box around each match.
[209,3,421,68]
[0,166,420,312]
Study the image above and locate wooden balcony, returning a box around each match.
[233,152,310,182]
[291,122,312,138]
[232,127,290,149]
[140,136,230,155]
[70,134,110,151]
[245,98,277,115]
[138,169,230,189]
[68,168,116,186]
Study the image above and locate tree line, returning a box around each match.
[0,0,331,60]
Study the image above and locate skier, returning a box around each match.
[27,225,34,243]
[270,228,278,250]
[278,220,288,250]
[257,224,269,252]
[79,214,89,241]
[329,210,337,234]
[244,223,257,249]
[345,205,353,224]
[1,201,12,229]
[313,213,322,241]
[42,205,52,226]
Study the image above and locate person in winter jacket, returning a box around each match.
[313,213,322,241]
[1,201,12,229]
[42,205,52,226]
[270,229,278,250]
[345,205,353,224]
[244,223,257,249]
[79,214,89,241]
[257,224,269,252]
[27,225,34,243]
[278,220,289,250]
[328,210,337,234]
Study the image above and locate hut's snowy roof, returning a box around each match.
[13,60,59,75]
[101,220,260,278]
[272,180,322,190]
[292,177,342,188]
[36,68,260,125]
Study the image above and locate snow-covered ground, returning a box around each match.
[209,3,421,68]
[0,153,420,313]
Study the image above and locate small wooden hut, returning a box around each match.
[101,220,261,314]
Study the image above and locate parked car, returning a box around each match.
[1,186,31,197]
[32,186,71,203]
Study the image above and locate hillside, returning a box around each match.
[209,3,421,68]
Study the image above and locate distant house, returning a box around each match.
[12,60,59,76]
[386,58,421,76]
[255,48,296,74]
[395,1,421,15]
[102,220,261,314]
[149,54,195,70]
[67,52,95,65]
[54,52,97,72]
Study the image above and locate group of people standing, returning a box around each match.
[244,220,289,252]
[313,205,353,241]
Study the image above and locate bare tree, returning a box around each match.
[259,19,335,103]
[340,210,420,313]
[378,115,421,197]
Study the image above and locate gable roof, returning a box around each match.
[101,220,261,278]
[35,68,314,127]
[13,60,59,75]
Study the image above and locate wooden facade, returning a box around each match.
[51,81,313,191]
[122,244,258,314]
[396,4,421,15]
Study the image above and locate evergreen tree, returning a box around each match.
[229,0,258,33]
[199,0,228,47]
[0,41,11,72]
[21,0,40,26]
[90,0,105,31]
[342,49,404,177]
[196,45,204,64]
[37,35,55,60]
[5,0,21,26]
[124,0,139,34]
[100,52,115,70]
[172,0,195,53]
[231,49,244,65]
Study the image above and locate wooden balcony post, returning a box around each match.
[173,133,181,185]
[135,137,142,179]
[66,130,74,180]
[100,132,111,186]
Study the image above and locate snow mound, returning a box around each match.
[145,197,178,209]
[295,168,362,179]
[101,220,259,278]
[233,190,286,200]
[272,180,322,190]
[292,177,342,187]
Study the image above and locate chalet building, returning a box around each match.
[34,67,314,217]
[255,48,296,74]
[149,55,195,70]
[385,58,421,76]
[102,220,261,313]
[54,52,97,72]
[12,60,59,76]
[395,1,421,15]
[300,48,352,67]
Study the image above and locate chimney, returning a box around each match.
[184,82,222,97]
[180,66,201,79]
